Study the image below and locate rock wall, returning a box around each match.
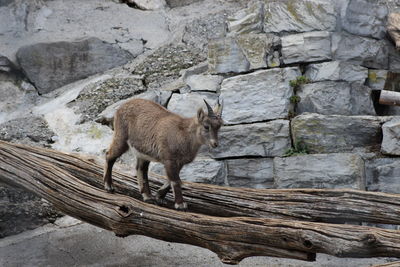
[149,0,400,201]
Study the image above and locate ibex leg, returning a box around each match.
[104,138,128,192]
[136,158,154,203]
[164,161,187,211]
[155,181,171,205]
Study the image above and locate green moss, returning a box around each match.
[368,71,378,83]
[283,140,309,157]
[286,0,303,23]
[290,95,301,104]
[305,2,316,17]
[88,125,103,139]
[290,76,311,89]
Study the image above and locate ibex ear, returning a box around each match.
[214,98,223,117]
[197,108,205,123]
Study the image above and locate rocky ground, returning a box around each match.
[0,216,397,267]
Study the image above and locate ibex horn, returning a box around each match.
[217,98,223,116]
[203,99,216,118]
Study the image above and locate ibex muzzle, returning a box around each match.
[103,98,223,210]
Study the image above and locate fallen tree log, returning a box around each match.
[1,141,400,263]
[372,262,400,267]
[5,141,400,225]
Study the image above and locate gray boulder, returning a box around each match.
[291,113,388,153]
[210,120,291,158]
[208,33,281,73]
[16,37,135,94]
[225,158,274,189]
[236,33,280,69]
[305,61,368,84]
[185,74,223,92]
[273,153,365,190]
[342,0,388,39]
[263,0,337,33]
[281,31,332,64]
[331,32,389,69]
[365,157,400,193]
[220,67,301,125]
[296,81,376,116]
[149,158,226,185]
[208,37,250,74]
[167,92,219,118]
[227,1,263,34]
[370,162,400,194]
[381,118,400,155]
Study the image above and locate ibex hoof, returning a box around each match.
[174,202,188,211]
[104,183,114,193]
[143,197,156,205]
[155,197,167,206]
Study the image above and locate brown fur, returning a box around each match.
[103,98,223,210]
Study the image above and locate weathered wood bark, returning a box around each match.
[372,262,400,267]
[379,90,400,106]
[1,141,400,264]
[5,141,400,225]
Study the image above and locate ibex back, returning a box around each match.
[103,98,223,210]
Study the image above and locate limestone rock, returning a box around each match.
[366,157,400,193]
[208,33,281,73]
[185,74,223,92]
[264,0,337,33]
[167,92,219,118]
[182,11,227,51]
[210,120,291,159]
[281,31,332,64]
[296,81,376,116]
[273,153,365,189]
[305,61,368,84]
[225,158,274,189]
[331,32,389,69]
[68,76,146,124]
[149,158,226,185]
[227,1,263,34]
[96,90,172,126]
[236,33,281,69]
[220,67,300,125]
[208,37,250,74]
[291,113,388,153]
[342,0,388,39]
[388,12,400,50]
[381,118,400,155]
[372,162,400,193]
[16,38,135,94]
[0,116,55,147]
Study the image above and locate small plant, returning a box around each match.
[283,140,309,157]
[289,76,311,89]
[289,95,301,104]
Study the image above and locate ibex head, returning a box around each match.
[197,99,223,148]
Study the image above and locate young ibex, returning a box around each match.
[103,98,223,210]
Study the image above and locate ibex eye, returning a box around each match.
[204,125,209,130]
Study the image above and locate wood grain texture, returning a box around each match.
[1,141,400,264]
